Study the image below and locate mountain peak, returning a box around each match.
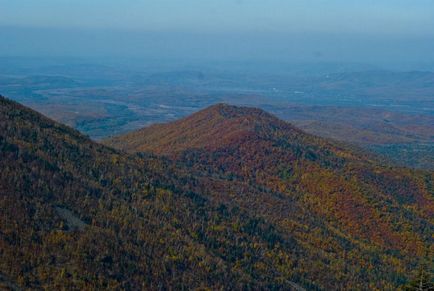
[104,103,298,154]
[205,103,270,118]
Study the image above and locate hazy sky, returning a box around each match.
[2,0,434,34]
[1,0,434,67]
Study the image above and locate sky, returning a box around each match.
[1,0,434,67]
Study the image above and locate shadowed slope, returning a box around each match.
[0,96,312,289]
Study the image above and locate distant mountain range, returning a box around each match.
[1,96,433,289]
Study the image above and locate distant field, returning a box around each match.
[1,59,433,169]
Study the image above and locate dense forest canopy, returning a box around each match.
[1,96,433,290]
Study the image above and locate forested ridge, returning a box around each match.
[1,96,433,290]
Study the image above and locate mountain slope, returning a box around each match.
[0,96,314,289]
[106,103,434,289]
[1,97,433,289]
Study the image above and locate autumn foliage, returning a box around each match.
[1,97,433,289]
